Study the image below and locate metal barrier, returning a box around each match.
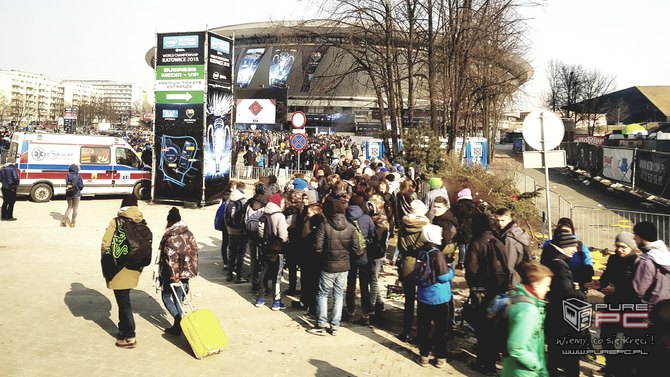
[230,165,313,188]
[0,149,7,164]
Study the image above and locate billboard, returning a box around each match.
[269,47,297,89]
[635,150,670,197]
[236,48,266,89]
[602,147,634,183]
[301,46,328,92]
[235,99,276,124]
[207,34,232,90]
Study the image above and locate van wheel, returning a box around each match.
[133,182,150,200]
[30,183,53,202]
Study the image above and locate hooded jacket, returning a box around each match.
[502,284,549,377]
[417,242,454,305]
[0,163,19,189]
[599,252,639,305]
[345,204,375,266]
[424,187,450,220]
[452,198,477,244]
[397,214,430,280]
[65,164,84,197]
[315,213,358,273]
[497,222,531,288]
[226,189,247,236]
[159,221,199,283]
[432,210,459,251]
[263,201,289,244]
[633,240,670,305]
[100,206,146,290]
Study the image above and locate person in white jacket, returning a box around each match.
[255,193,289,311]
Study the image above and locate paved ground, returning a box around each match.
[0,196,489,377]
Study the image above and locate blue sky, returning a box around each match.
[1,0,668,109]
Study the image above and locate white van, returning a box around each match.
[7,133,151,202]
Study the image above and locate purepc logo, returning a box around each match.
[563,298,593,332]
[563,298,650,332]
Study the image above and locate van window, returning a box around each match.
[116,147,141,168]
[81,146,111,165]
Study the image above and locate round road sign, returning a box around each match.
[522,110,565,151]
[291,111,307,129]
[290,133,308,151]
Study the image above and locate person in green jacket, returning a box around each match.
[502,263,553,377]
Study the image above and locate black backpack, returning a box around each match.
[225,199,246,229]
[258,212,282,253]
[488,237,512,293]
[65,177,76,196]
[118,218,153,270]
[413,247,439,287]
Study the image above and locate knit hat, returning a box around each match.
[615,232,637,250]
[167,207,181,224]
[410,199,428,216]
[422,224,443,245]
[293,178,308,191]
[555,232,579,249]
[457,188,473,201]
[332,199,346,214]
[269,193,282,207]
[121,195,138,208]
[429,177,443,190]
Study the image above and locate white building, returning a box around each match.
[0,69,64,125]
[65,80,136,123]
[62,82,104,108]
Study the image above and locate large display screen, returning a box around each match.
[235,99,276,124]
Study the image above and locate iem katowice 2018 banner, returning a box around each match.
[153,31,233,204]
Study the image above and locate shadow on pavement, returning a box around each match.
[309,359,356,377]
[132,288,173,331]
[64,282,117,338]
[49,211,64,222]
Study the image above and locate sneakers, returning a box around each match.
[115,337,137,348]
[291,301,307,310]
[226,274,234,282]
[416,355,430,367]
[435,358,447,368]
[235,277,249,284]
[271,300,287,311]
[307,327,327,336]
[327,327,339,336]
[255,297,265,307]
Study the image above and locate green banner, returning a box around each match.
[155,91,205,104]
[156,65,205,80]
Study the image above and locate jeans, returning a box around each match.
[316,271,348,329]
[458,244,468,266]
[368,257,385,313]
[64,196,80,222]
[161,279,188,319]
[228,235,247,277]
[346,264,371,314]
[113,289,135,339]
[248,238,259,290]
[257,253,284,301]
[417,302,449,358]
[220,229,229,267]
[1,188,16,219]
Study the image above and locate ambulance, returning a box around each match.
[6,132,152,202]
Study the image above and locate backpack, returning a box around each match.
[413,247,439,287]
[488,237,512,293]
[489,293,535,356]
[214,201,227,231]
[257,212,282,253]
[225,199,245,229]
[114,217,153,270]
[65,178,76,196]
[351,219,367,257]
[245,205,265,234]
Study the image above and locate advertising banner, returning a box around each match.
[635,150,670,198]
[207,34,232,90]
[269,47,297,89]
[235,99,277,124]
[204,90,233,202]
[156,33,205,65]
[301,46,328,92]
[464,140,488,169]
[602,147,634,183]
[574,135,606,146]
[236,48,266,89]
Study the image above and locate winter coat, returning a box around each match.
[497,222,532,288]
[397,214,430,280]
[417,244,454,305]
[345,204,376,266]
[544,234,594,285]
[100,206,145,290]
[159,221,199,283]
[424,187,450,220]
[225,189,247,236]
[598,252,639,305]
[633,240,670,305]
[452,199,478,244]
[432,210,459,252]
[263,201,289,243]
[314,213,358,273]
[0,163,19,190]
[395,192,417,227]
[65,164,84,198]
[501,284,549,377]
[244,150,255,166]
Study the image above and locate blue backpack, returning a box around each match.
[214,201,227,231]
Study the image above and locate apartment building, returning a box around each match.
[0,69,64,125]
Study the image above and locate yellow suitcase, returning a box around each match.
[171,284,228,359]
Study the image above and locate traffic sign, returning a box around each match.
[522,111,565,151]
[290,133,308,151]
[291,111,307,129]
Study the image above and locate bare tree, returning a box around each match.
[607,97,629,125]
[0,94,9,126]
[577,68,615,135]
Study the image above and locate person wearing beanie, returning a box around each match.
[293,178,308,191]
[415,224,454,368]
[158,207,199,336]
[540,229,587,377]
[451,187,477,270]
[584,232,640,375]
[547,217,595,291]
[100,194,150,348]
[309,194,359,336]
[255,193,290,311]
[424,177,449,221]
[633,221,670,305]
[396,196,431,341]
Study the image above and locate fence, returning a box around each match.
[506,169,670,250]
[0,149,7,164]
[230,164,313,188]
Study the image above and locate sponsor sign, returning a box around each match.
[235,99,276,124]
[269,47,297,89]
[208,34,233,90]
[155,91,204,105]
[574,135,606,146]
[635,149,670,197]
[602,147,634,183]
[236,48,266,89]
[157,32,205,66]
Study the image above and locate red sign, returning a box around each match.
[291,111,306,129]
[574,135,605,146]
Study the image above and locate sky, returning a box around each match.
[1,0,668,110]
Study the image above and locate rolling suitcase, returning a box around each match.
[171,284,228,359]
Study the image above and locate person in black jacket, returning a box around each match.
[0,162,19,221]
[541,232,588,377]
[62,164,84,227]
[344,202,376,321]
[309,199,359,336]
[452,188,477,269]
